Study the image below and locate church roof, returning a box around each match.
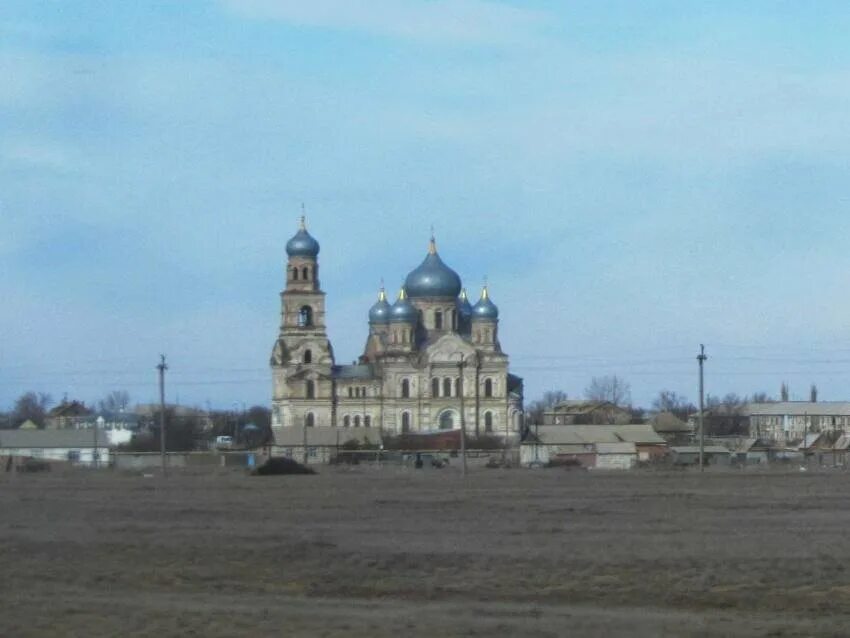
[404,237,462,299]
[332,364,375,380]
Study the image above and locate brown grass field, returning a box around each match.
[2,464,850,637]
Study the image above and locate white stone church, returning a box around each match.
[270,218,523,438]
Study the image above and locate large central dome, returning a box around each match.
[404,237,462,299]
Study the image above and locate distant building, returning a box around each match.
[542,400,631,425]
[271,425,378,464]
[520,424,667,468]
[270,218,523,437]
[46,400,93,429]
[0,429,109,467]
[746,402,850,445]
[648,412,693,444]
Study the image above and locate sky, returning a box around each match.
[3,0,850,411]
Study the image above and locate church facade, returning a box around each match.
[270,218,523,438]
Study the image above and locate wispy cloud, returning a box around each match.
[218,0,547,44]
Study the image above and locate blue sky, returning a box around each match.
[3,0,850,410]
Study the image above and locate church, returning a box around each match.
[270,218,523,438]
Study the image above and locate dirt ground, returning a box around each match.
[2,464,850,637]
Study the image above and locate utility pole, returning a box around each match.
[458,354,467,477]
[157,355,168,476]
[697,344,707,472]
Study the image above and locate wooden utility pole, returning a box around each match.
[157,355,168,476]
[697,344,707,472]
[458,354,467,477]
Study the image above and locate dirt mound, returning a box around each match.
[252,457,316,476]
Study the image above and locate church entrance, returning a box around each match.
[438,410,457,430]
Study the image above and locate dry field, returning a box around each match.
[2,464,850,637]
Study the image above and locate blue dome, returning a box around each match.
[471,286,499,320]
[369,288,391,324]
[286,218,320,258]
[457,289,472,317]
[404,238,462,299]
[389,288,418,323]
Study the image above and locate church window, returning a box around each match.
[348,387,353,398]
[354,415,361,427]
[305,413,315,428]
[435,310,443,330]
[484,411,493,433]
[303,349,312,364]
[292,267,299,281]
[305,380,315,399]
[484,378,493,398]
[364,415,371,428]
[343,415,350,427]
[432,378,440,397]
[401,412,411,432]
[443,378,452,397]
[298,306,313,327]
[302,266,309,280]
[362,386,367,397]
[401,379,410,398]
[455,377,461,397]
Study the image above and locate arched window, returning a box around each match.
[292,267,299,281]
[303,349,312,364]
[484,411,493,433]
[305,413,315,427]
[455,377,461,397]
[401,379,410,398]
[343,415,350,427]
[432,378,440,397]
[435,310,443,330]
[361,386,367,397]
[439,411,454,430]
[364,415,371,428]
[305,380,315,399]
[354,415,361,427]
[347,387,353,398]
[302,266,309,280]
[443,377,452,397]
[401,412,411,432]
[484,378,493,398]
[298,305,313,327]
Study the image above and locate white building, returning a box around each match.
[747,402,850,445]
[0,429,111,467]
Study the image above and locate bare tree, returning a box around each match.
[810,384,818,403]
[12,392,53,428]
[526,390,568,425]
[780,382,789,402]
[99,390,131,413]
[651,390,695,421]
[751,392,773,404]
[585,375,631,407]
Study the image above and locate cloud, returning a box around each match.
[218,0,547,45]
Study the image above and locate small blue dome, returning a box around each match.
[389,288,418,323]
[404,238,462,299]
[457,289,472,318]
[471,286,499,320]
[369,288,391,324]
[286,217,320,258]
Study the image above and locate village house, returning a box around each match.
[542,400,631,425]
[271,425,379,464]
[0,429,111,467]
[46,400,93,429]
[747,402,850,445]
[520,424,667,468]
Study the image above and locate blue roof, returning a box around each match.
[404,239,462,299]
[286,218,320,258]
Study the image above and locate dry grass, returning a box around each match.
[2,464,850,636]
